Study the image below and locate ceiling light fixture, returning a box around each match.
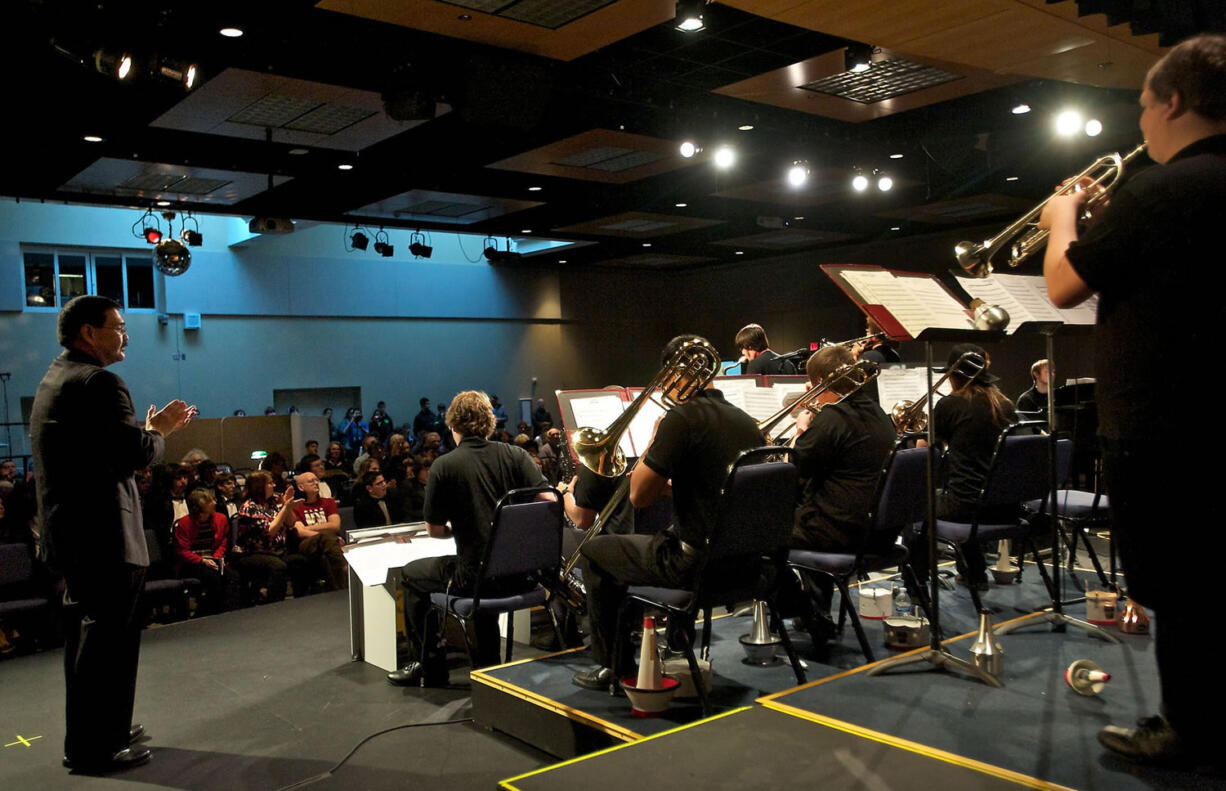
[890,226,901,231]
[409,231,432,259]
[219,27,244,38]
[734,250,744,255]
[851,172,869,192]
[876,171,893,192]
[93,49,135,81]
[1084,118,1103,136]
[844,43,873,74]
[1005,176,1019,182]
[786,160,809,187]
[528,186,542,191]
[155,57,199,90]
[675,202,688,208]
[153,212,191,276]
[642,242,652,247]
[349,226,369,251]
[288,148,309,155]
[889,153,904,159]
[373,228,394,258]
[558,259,567,264]
[83,135,103,143]
[713,145,735,169]
[1055,109,1083,137]
[738,124,754,131]
[483,237,522,264]
[1012,103,1031,115]
[180,212,203,246]
[675,0,706,32]
[131,209,162,244]
[337,163,354,171]
[679,140,699,158]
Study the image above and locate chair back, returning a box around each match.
[0,543,34,587]
[978,425,1051,509]
[1054,438,1073,487]
[480,486,563,581]
[868,445,928,538]
[143,529,166,565]
[705,447,798,566]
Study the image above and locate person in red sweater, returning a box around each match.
[173,489,239,613]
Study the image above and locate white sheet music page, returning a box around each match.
[714,376,760,417]
[875,366,932,413]
[624,389,666,457]
[742,387,788,422]
[905,276,976,332]
[568,393,635,458]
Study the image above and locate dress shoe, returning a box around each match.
[1099,716,1190,765]
[571,665,614,691]
[63,746,152,772]
[129,724,146,744]
[386,662,448,688]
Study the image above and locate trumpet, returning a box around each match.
[819,332,885,349]
[570,336,720,478]
[956,143,1147,278]
[890,351,985,434]
[758,359,880,444]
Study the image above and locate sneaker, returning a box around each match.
[1098,716,1189,764]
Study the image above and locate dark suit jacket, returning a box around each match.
[354,495,399,528]
[744,350,797,376]
[31,349,165,571]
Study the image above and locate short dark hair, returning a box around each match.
[362,471,384,490]
[734,324,768,353]
[420,397,430,407]
[661,334,717,367]
[296,453,322,473]
[806,346,856,394]
[58,295,121,347]
[1147,33,1226,121]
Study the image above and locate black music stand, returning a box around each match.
[867,330,1005,687]
[994,323,1118,643]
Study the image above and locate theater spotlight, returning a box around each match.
[94,49,135,80]
[844,43,873,74]
[144,226,162,244]
[1084,118,1103,137]
[373,228,394,257]
[876,171,893,192]
[679,140,699,158]
[483,237,522,263]
[786,161,809,187]
[409,231,432,259]
[155,57,200,90]
[1055,109,1083,137]
[350,228,369,251]
[180,212,203,246]
[851,172,869,192]
[713,145,736,169]
[675,0,706,32]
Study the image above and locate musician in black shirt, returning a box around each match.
[1040,33,1226,766]
[1015,359,1049,421]
[736,323,797,375]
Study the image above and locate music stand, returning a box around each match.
[867,331,1004,686]
[994,324,1118,643]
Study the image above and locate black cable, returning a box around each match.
[272,717,473,791]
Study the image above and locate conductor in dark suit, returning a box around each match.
[735,323,797,375]
[31,295,195,772]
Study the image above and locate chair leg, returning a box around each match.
[698,606,714,662]
[680,629,711,718]
[767,599,807,684]
[1026,538,1056,600]
[1071,520,1110,586]
[545,600,567,651]
[504,613,514,664]
[837,579,875,663]
[949,542,985,613]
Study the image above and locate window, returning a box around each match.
[23,248,158,311]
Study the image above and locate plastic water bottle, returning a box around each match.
[893,586,912,617]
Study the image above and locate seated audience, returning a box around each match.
[323,441,347,472]
[294,454,333,499]
[172,489,239,614]
[354,471,399,528]
[213,472,241,519]
[233,470,301,603]
[288,472,347,593]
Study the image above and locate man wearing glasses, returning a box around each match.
[31,295,195,773]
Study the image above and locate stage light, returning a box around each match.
[876,173,893,192]
[851,173,869,192]
[844,44,873,74]
[713,145,735,169]
[786,161,809,187]
[738,124,754,131]
[350,230,368,251]
[483,238,522,263]
[144,226,162,244]
[180,212,202,246]
[679,140,698,158]
[94,50,135,80]
[1085,118,1103,136]
[409,231,432,259]
[1055,110,1083,137]
[373,228,393,257]
[155,57,199,90]
[675,0,706,32]
[1012,103,1031,115]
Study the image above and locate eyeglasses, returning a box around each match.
[99,323,128,335]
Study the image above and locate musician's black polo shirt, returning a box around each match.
[1066,134,1226,441]
[794,390,896,537]
[423,436,546,582]
[641,389,763,547]
[934,392,1018,510]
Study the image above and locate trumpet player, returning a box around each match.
[1038,33,1226,767]
[787,346,896,641]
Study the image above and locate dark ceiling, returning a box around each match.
[2,0,1214,270]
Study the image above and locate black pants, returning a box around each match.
[61,563,146,762]
[400,556,502,672]
[178,561,240,614]
[580,532,696,670]
[234,553,288,603]
[1103,441,1217,751]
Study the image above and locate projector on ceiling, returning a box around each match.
[248,217,295,234]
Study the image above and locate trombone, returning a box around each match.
[570,336,720,478]
[890,351,985,435]
[758,359,880,445]
[956,143,1147,278]
[819,331,885,349]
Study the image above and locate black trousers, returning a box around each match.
[400,556,502,671]
[61,563,146,762]
[1103,442,1218,751]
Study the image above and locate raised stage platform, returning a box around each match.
[482,566,1226,790]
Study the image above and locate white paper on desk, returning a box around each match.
[343,536,457,586]
[568,393,635,457]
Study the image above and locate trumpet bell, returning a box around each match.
[570,426,628,478]
[955,240,992,279]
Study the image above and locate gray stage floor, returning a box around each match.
[0,592,552,790]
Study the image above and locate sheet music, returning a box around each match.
[568,392,635,457]
[713,376,759,415]
[343,536,457,586]
[875,366,930,413]
[624,389,666,457]
[905,276,976,332]
[741,387,788,422]
[841,268,903,305]
[958,273,1099,331]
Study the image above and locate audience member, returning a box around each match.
[288,472,347,593]
[261,452,288,482]
[233,470,300,603]
[532,399,553,436]
[172,489,239,614]
[294,454,333,499]
[213,472,240,519]
[341,408,368,455]
[538,428,563,485]
[490,395,508,431]
[391,455,430,522]
[354,471,398,528]
[263,406,277,416]
[355,456,381,481]
[180,448,208,472]
[352,435,382,476]
[370,401,394,442]
[412,398,434,439]
[323,441,347,472]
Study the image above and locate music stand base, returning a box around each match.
[995,610,1120,644]
[865,647,1003,687]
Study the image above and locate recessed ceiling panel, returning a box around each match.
[490,129,692,184]
[349,189,545,225]
[61,158,289,205]
[554,211,723,238]
[875,193,1035,224]
[712,228,854,248]
[150,68,439,152]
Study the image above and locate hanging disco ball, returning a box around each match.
[154,238,191,276]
